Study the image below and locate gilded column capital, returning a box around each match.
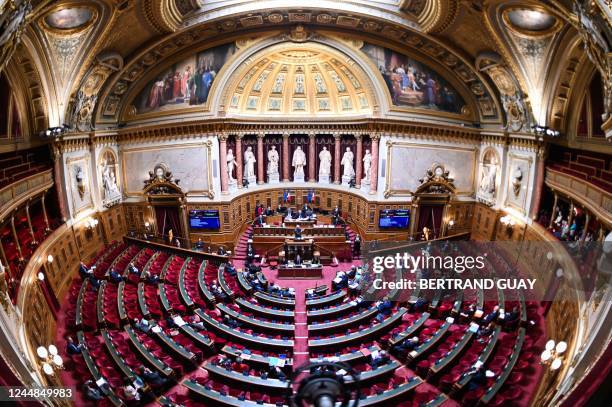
[257,132,266,139]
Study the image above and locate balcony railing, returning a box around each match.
[545,167,612,225]
[0,169,54,219]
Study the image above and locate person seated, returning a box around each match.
[66,336,82,355]
[477,322,495,338]
[189,314,206,330]
[376,297,392,321]
[128,262,139,275]
[370,350,390,369]
[460,303,477,320]
[254,214,265,226]
[88,276,101,290]
[276,204,286,214]
[483,305,500,324]
[290,209,299,219]
[122,381,140,401]
[165,316,178,329]
[217,246,227,256]
[332,205,340,218]
[138,366,168,388]
[502,306,520,326]
[195,238,205,250]
[83,380,104,401]
[144,270,159,285]
[174,238,181,248]
[207,246,212,254]
[265,206,274,216]
[295,253,302,265]
[464,364,494,391]
[223,314,240,329]
[294,225,303,239]
[79,262,93,280]
[108,268,124,283]
[134,318,151,333]
[225,262,237,276]
[393,336,420,355]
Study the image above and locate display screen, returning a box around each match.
[189,210,220,229]
[379,209,410,228]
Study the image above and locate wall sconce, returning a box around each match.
[448,219,455,229]
[37,272,45,281]
[540,339,567,371]
[85,217,99,230]
[47,255,53,264]
[36,344,63,376]
[500,215,515,234]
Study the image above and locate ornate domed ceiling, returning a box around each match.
[224,44,374,117]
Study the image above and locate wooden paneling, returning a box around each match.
[471,203,497,241]
[100,205,127,243]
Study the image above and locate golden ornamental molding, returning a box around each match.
[141,0,183,34]
[94,13,503,126]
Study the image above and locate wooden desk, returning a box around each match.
[222,345,293,369]
[184,379,285,407]
[254,292,295,308]
[389,312,430,347]
[308,306,378,333]
[235,298,294,320]
[310,345,381,365]
[278,264,323,279]
[306,290,346,308]
[338,377,423,407]
[309,307,407,350]
[124,326,174,377]
[217,303,295,333]
[480,328,525,404]
[204,362,288,391]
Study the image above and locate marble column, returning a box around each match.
[52,148,68,221]
[257,133,265,184]
[548,192,558,229]
[41,192,50,231]
[529,147,546,220]
[308,132,316,182]
[369,134,380,195]
[282,133,290,182]
[355,134,363,189]
[219,135,229,194]
[179,199,191,249]
[333,133,341,184]
[10,216,23,261]
[235,135,243,188]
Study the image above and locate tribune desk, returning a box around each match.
[251,215,351,263]
[278,262,323,279]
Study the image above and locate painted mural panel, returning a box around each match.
[361,43,465,113]
[388,144,476,194]
[122,145,209,195]
[133,43,237,114]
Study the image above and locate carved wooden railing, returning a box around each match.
[0,169,54,219]
[545,168,612,226]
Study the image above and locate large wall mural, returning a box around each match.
[133,43,237,115]
[361,43,465,114]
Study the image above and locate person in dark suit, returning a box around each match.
[353,235,361,255]
[66,336,82,355]
[294,224,302,239]
[195,238,204,250]
[332,205,340,217]
[265,206,273,216]
[218,246,227,255]
[295,253,302,265]
[79,262,93,280]
[108,269,124,283]
[276,204,286,214]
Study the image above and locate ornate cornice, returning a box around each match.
[141,0,182,34]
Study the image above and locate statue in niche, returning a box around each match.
[75,166,85,198]
[512,167,523,197]
[319,146,332,176]
[362,149,372,183]
[226,148,237,182]
[341,147,355,178]
[292,146,307,180]
[267,146,279,175]
[479,165,497,196]
[244,146,256,179]
[102,165,120,201]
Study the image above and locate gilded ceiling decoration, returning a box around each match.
[42,6,95,32]
[224,45,373,116]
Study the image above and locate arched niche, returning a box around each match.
[99,148,121,207]
[477,147,500,206]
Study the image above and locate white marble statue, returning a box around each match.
[319,146,332,183]
[226,149,237,182]
[341,147,355,185]
[267,145,280,183]
[362,149,372,184]
[267,146,279,175]
[292,146,307,181]
[102,165,120,200]
[479,165,497,196]
[244,146,257,183]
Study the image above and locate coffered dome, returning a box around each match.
[224,43,375,117]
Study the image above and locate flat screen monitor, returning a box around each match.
[189,210,220,229]
[378,209,410,229]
